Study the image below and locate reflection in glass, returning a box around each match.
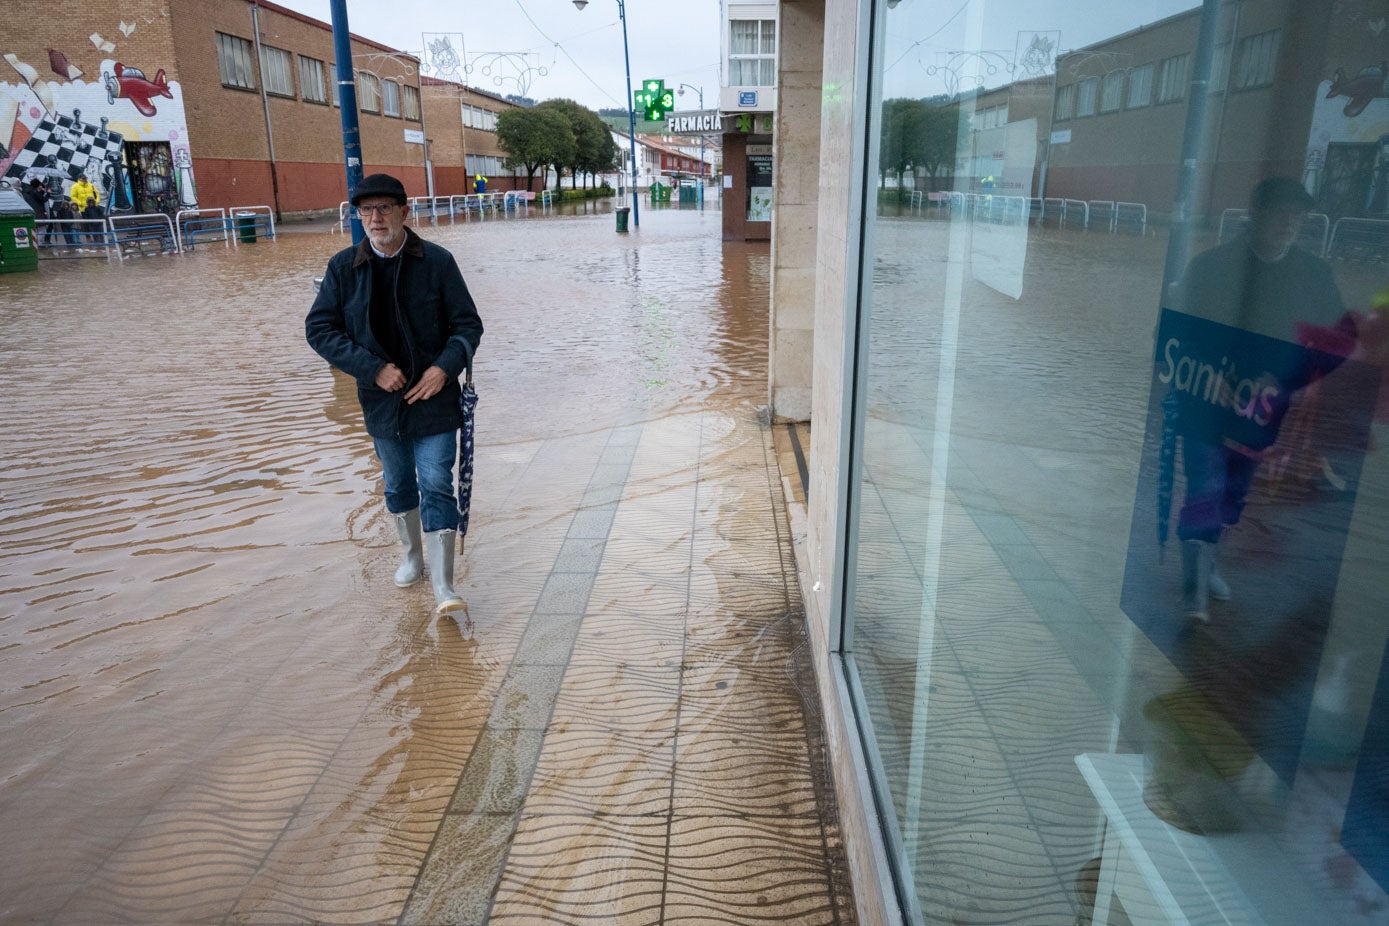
[847,1,1389,923]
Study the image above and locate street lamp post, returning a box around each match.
[678,83,705,208]
[573,0,640,229]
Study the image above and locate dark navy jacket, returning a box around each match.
[306,226,483,439]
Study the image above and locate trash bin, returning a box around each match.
[235,211,258,243]
[678,183,696,204]
[0,189,38,274]
[615,207,630,233]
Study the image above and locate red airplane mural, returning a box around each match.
[103,63,173,117]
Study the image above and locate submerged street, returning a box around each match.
[0,207,854,924]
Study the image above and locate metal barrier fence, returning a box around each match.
[109,212,178,255]
[1088,200,1116,231]
[1115,202,1148,235]
[1328,217,1389,261]
[1062,199,1090,229]
[229,206,275,242]
[176,208,230,250]
[33,218,115,257]
[1219,208,1332,256]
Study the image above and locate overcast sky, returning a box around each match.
[267,0,721,111]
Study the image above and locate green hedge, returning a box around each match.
[553,185,615,203]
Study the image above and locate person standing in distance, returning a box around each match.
[306,173,483,614]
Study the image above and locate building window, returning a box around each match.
[1076,77,1098,117]
[1210,42,1230,93]
[329,62,340,106]
[1234,29,1279,89]
[1157,53,1188,102]
[729,19,776,87]
[1126,63,1153,108]
[463,104,497,131]
[403,84,421,120]
[1055,83,1076,120]
[259,45,294,97]
[299,56,327,103]
[975,103,1008,130]
[382,79,401,117]
[1100,71,1124,112]
[215,32,256,90]
[358,72,380,113]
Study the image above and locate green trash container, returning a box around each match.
[615,207,630,233]
[678,183,696,204]
[235,211,258,243]
[0,189,39,274]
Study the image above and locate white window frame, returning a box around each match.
[1209,43,1230,93]
[216,32,256,90]
[1100,71,1124,113]
[1055,83,1076,121]
[1157,53,1189,103]
[728,19,777,88]
[1234,30,1279,90]
[1076,77,1098,117]
[299,55,327,104]
[1126,64,1153,108]
[403,84,421,121]
[259,44,294,98]
[358,72,380,113]
[382,79,401,117]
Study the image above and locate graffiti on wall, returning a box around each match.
[1305,60,1389,219]
[2,33,196,214]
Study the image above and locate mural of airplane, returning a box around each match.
[1326,62,1389,118]
[103,63,173,117]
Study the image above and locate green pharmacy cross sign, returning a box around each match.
[634,79,675,122]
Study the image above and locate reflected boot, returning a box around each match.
[1181,540,1213,621]
[393,509,424,587]
[1208,543,1231,602]
[424,529,465,614]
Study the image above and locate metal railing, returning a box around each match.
[108,212,178,255]
[1219,208,1332,256]
[1062,199,1090,229]
[175,208,230,251]
[1115,202,1148,236]
[32,218,115,257]
[1328,217,1389,261]
[1088,200,1116,232]
[228,206,275,242]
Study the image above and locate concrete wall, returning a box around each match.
[769,0,824,423]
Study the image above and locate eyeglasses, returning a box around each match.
[356,203,401,216]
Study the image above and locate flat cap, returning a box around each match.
[351,173,407,206]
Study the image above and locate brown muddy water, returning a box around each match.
[0,206,777,922]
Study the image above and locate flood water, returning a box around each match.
[0,205,782,922]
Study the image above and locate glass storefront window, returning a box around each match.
[846,1,1389,924]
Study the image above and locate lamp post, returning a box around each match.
[678,83,705,208]
[573,0,640,228]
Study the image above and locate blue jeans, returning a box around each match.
[373,430,458,533]
[1177,438,1259,543]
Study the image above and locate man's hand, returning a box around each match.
[375,363,407,392]
[404,366,449,404]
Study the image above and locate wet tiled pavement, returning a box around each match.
[0,207,855,924]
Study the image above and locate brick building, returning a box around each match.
[1,0,522,216]
[419,78,525,195]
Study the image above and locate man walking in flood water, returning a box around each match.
[306,173,483,614]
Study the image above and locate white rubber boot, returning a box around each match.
[424,529,465,614]
[1207,542,1231,601]
[1181,540,1213,622]
[393,509,424,587]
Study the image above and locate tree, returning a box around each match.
[879,97,959,192]
[496,106,575,191]
[504,93,537,108]
[537,98,617,190]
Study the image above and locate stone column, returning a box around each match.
[769,0,826,422]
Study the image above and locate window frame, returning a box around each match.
[1099,71,1124,113]
[358,71,381,113]
[1156,53,1189,104]
[259,44,295,98]
[1076,77,1098,117]
[1055,83,1077,121]
[1126,63,1153,108]
[1233,29,1280,90]
[215,32,257,91]
[728,19,777,88]
[402,83,421,121]
[382,78,402,118]
[299,55,327,104]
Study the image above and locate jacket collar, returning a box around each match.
[353,224,425,268]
